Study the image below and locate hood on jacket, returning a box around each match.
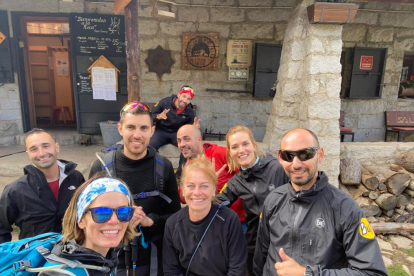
[238,154,276,180]
[287,171,329,202]
[24,159,78,176]
[51,239,120,271]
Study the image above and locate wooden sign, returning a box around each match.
[88,55,120,92]
[182,32,219,70]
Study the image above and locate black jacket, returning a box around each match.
[0,160,84,243]
[253,172,388,276]
[39,239,120,276]
[163,204,247,276]
[152,94,195,133]
[89,146,181,268]
[216,154,289,254]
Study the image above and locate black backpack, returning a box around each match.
[101,149,172,204]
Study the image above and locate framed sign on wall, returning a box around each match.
[182,32,219,70]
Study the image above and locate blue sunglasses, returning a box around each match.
[85,206,134,223]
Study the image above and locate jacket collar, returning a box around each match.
[287,171,329,201]
[238,154,273,180]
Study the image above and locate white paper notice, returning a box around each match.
[92,67,117,101]
[92,83,105,100]
[92,67,105,84]
[104,68,116,101]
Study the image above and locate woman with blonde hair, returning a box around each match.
[38,174,136,275]
[216,125,289,276]
[163,155,247,276]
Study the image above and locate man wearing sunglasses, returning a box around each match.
[0,128,84,244]
[88,102,181,276]
[150,86,198,151]
[253,128,387,276]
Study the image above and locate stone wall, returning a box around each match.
[341,2,414,142]
[0,80,22,145]
[1,0,414,147]
[264,0,342,186]
[0,0,299,142]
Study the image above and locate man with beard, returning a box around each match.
[253,128,387,276]
[150,86,198,150]
[176,124,245,226]
[89,102,181,276]
[0,128,84,243]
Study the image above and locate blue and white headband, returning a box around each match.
[76,177,132,222]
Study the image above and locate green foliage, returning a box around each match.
[387,264,410,276]
[401,246,414,257]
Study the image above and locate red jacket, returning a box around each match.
[203,143,245,222]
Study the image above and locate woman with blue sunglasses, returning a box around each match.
[39,174,136,276]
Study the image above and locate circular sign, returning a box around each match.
[185,36,217,68]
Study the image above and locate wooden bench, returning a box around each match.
[385,111,414,142]
[340,111,354,142]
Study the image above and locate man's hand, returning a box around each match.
[156,109,170,120]
[132,206,154,228]
[212,157,228,178]
[274,248,306,276]
[193,117,201,128]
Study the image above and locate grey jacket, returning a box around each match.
[253,172,388,276]
[216,154,289,254]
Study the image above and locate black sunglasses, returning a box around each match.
[279,147,319,162]
[85,206,134,223]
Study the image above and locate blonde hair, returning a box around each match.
[180,155,217,190]
[61,173,136,245]
[225,125,265,173]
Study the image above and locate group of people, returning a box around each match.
[0,85,388,276]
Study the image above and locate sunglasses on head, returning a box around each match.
[279,147,319,162]
[85,206,134,223]
[120,102,152,117]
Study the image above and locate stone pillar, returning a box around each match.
[263,0,342,186]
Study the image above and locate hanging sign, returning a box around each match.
[226,40,252,68]
[182,32,219,70]
[359,56,373,70]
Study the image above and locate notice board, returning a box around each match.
[70,13,127,134]
[0,10,14,83]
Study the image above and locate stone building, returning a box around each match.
[0,0,413,185]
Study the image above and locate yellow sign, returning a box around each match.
[359,218,375,239]
[0,31,6,45]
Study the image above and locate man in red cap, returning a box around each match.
[150,85,198,150]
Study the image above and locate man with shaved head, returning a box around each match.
[177,124,245,225]
[253,128,387,276]
[0,128,84,243]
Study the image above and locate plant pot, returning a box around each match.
[307,2,359,24]
[399,87,414,98]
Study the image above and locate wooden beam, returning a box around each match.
[113,0,132,15]
[124,0,141,102]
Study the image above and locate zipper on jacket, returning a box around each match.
[291,205,303,261]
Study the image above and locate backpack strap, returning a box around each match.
[128,153,172,204]
[102,150,117,177]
